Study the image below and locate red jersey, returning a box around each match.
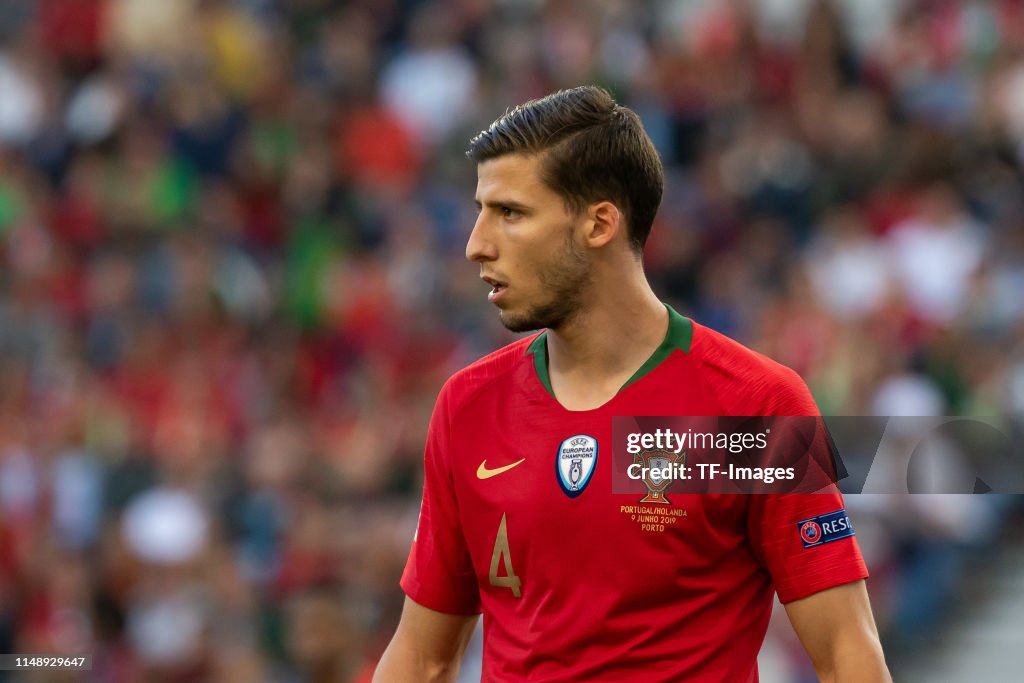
[401,306,867,682]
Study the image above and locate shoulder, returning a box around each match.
[687,320,818,416]
[437,334,538,416]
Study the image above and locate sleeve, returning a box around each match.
[747,368,868,604]
[747,492,868,604]
[400,382,481,615]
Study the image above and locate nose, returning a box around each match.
[466,212,497,263]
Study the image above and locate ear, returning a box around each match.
[583,201,622,249]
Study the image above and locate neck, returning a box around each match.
[544,263,667,410]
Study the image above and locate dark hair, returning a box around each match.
[467,86,664,252]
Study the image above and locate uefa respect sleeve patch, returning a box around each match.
[796,509,855,548]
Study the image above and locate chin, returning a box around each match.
[498,311,542,334]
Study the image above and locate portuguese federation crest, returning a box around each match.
[633,449,686,505]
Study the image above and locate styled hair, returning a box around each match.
[467,86,664,252]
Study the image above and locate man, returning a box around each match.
[374,87,890,682]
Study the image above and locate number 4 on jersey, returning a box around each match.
[489,513,521,597]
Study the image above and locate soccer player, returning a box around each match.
[373,87,891,682]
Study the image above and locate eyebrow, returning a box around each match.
[474,198,532,212]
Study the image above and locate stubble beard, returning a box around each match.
[498,229,591,333]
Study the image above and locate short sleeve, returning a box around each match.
[749,370,868,604]
[400,382,481,615]
[747,492,868,604]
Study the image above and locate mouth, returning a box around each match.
[481,275,508,304]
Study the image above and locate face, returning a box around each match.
[467,154,591,332]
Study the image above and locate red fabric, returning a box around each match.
[337,106,421,190]
[52,193,103,251]
[38,0,107,61]
[401,313,866,681]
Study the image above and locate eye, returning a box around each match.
[500,206,520,220]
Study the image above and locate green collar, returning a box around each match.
[526,304,693,399]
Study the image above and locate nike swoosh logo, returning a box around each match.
[476,458,526,480]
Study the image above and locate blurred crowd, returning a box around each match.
[0,0,1023,681]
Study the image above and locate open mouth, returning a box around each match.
[482,275,507,303]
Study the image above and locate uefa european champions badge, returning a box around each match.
[556,435,597,498]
